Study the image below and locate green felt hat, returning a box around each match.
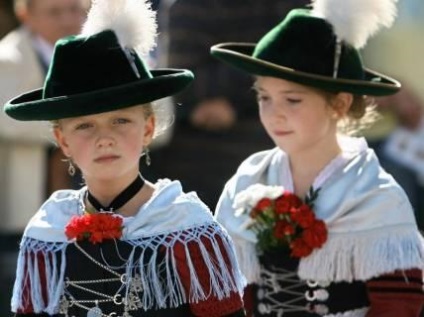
[211,9,400,96]
[4,30,194,121]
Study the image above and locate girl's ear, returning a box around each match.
[333,92,354,117]
[53,126,71,157]
[143,115,155,147]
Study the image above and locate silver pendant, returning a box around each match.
[87,306,102,317]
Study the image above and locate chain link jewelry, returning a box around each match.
[59,242,143,316]
[74,243,121,277]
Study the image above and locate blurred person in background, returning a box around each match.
[0,0,88,314]
[0,0,89,234]
[364,84,424,230]
[362,0,424,231]
[0,0,18,38]
[150,0,308,210]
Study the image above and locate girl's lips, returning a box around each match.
[94,155,120,163]
[274,131,293,136]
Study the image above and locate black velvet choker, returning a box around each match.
[87,174,145,212]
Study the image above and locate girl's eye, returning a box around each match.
[287,98,301,104]
[257,95,270,103]
[114,118,130,124]
[75,123,92,130]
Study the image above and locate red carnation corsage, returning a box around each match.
[65,213,123,244]
[234,184,328,258]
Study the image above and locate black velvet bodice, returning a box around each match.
[252,250,369,316]
[62,240,192,317]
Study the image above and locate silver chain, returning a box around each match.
[67,277,121,284]
[59,242,143,316]
[74,242,122,277]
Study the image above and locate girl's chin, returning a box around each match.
[83,169,123,181]
[276,143,299,155]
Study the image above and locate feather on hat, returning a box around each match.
[82,0,157,56]
[311,0,398,49]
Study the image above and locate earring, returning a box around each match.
[144,147,151,166]
[68,159,76,176]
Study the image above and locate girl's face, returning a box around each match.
[54,105,154,182]
[255,77,343,156]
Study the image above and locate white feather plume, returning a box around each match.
[81,0,157,55]
[311,0,398,48]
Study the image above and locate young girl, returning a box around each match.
[5,1,245,316]
[211,0,424,316]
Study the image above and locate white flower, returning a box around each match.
[233,184,285,216]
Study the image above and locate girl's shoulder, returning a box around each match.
[124,179,215,238]
[235,147,283,176]
[23,189,85,242]
[42,188,85,213]
[239,147,280,164]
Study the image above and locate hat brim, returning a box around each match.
[4,69,193,121]
[211,43,400,96]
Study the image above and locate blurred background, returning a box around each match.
[0,0,423,315]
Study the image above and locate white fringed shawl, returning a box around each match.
[215,137,424,284]
[12,179,245,314]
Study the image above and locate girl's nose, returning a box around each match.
[96,133,115,148]
[271,103,286,118]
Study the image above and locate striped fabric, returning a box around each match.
[366,269,424,316]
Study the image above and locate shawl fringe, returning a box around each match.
[232,237,261,284]
[12,222,245,314]
[233,225,424,285]
[298,224,424,282]
[11,239,67,314]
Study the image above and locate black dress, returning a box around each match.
[251,250,369,316]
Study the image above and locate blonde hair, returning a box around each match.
[143,101,173,139]
[320,91,379,136]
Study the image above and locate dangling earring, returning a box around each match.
[144,147,151,166]
[68,159,76,176]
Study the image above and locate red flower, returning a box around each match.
[302,220,328,248]
[290,238,313,258]
[240,185,327,258]
[65,213,123,244]
[256,198,273,211]
[275,192,302,214]
[291,205,316,228]
[273,220,295,239]
[284,191,303,206]
[250,198,273,218]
